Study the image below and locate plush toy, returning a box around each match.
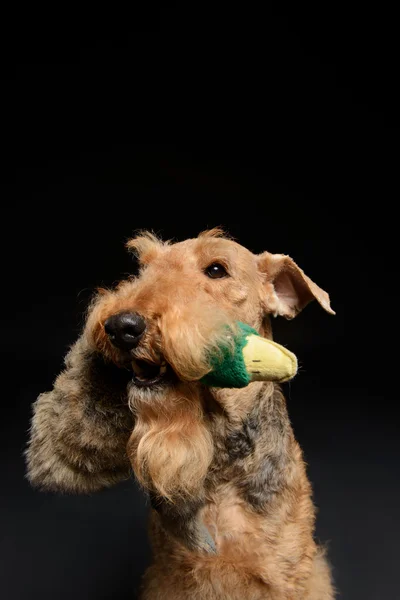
[201,322,297,388]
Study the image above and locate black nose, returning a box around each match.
[104,312,146,350]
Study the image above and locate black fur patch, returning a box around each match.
[226,386,292,510]
[241,454,285,508]
[149,492,216,554]
[225,414,259,459]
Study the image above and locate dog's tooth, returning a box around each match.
[160,364,167,375]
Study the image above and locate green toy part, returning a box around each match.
[200,322,297,389]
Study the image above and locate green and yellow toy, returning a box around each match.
[201,322,297,388]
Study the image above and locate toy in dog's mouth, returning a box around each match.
[131,358,175,387]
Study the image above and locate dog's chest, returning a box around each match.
[202,483,264,555]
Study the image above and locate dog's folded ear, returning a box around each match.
[257,252,335,319]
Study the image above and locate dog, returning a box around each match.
[26,228,335,599]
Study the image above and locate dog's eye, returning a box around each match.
[205,263,229,279]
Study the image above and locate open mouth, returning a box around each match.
[131,358,174,388]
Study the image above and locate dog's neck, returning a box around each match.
[205,382,296,509]
[209,380,275,424]
[128,369,297,509]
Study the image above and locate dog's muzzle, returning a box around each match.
[104,311,175,388]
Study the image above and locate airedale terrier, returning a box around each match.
[26,228,335,599]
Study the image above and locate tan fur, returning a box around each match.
[26,229,335,599]
[127,383,214,501]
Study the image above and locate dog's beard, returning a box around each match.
[127,383,213,502]
[126,303,236,501]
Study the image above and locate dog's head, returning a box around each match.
[84,229,334,500]
[86,228,334,389]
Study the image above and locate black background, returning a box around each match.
[0,7,396,600]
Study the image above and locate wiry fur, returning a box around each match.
[25,335,134,493]
[127,383,214,501]
[26,229,335,599]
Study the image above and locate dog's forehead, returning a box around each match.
[166,236,255,263]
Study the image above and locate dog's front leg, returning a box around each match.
[149,492,216,555]
[25,335,134,493]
